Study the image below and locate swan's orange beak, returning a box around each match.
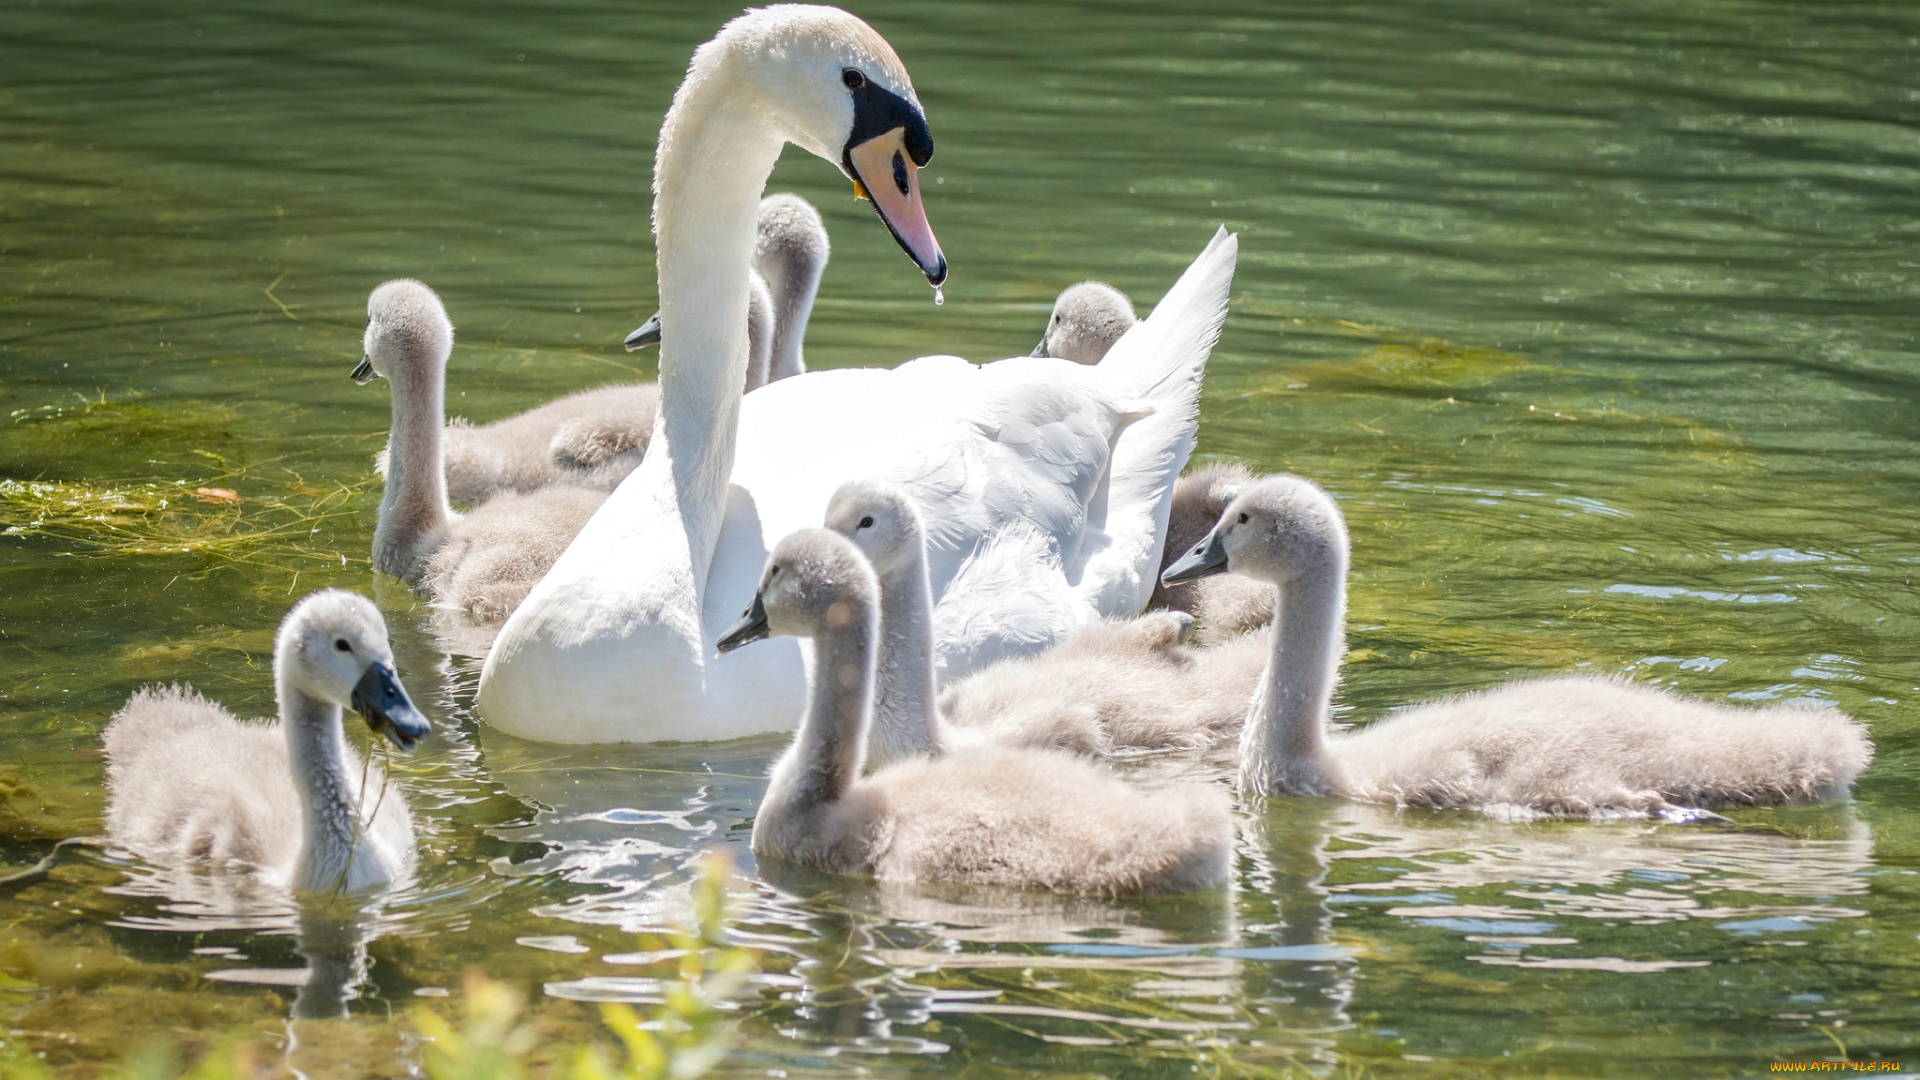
[847,127,947,287]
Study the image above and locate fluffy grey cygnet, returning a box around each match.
[102,589,430,892]
[824,480,1263,761]
[372,194,829,504]
[1154,461,1276,642]
[719,528,1232,897]
[753,192,831,381]
[1033,281,1138,364]
[1162,474,1876,815]
[359,279,608,621]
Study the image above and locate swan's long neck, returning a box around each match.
[793,610,878,807]
[762,241,823,382]
[375,352,451,584]
[647,60,786,602]
[278,681,368,892]
[869,552,943,769]
[1240,568,1346,797]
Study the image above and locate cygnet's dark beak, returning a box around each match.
[1030,333,1050,358]
[350,356,377,385]
[623,313,663,352]
[1162,530,1230,586]
[349,661,430,751]
[716,592,771,654]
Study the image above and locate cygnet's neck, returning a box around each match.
[759,238,824,383]
[743,272,774,392]
[795,603,879,807]
[646,56,786,603]
[375,347,453,583]
[276,671,370,892]
[868,549,944,769]
[1240,568,1347,797]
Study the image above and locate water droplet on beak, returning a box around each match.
[933,285,945,307]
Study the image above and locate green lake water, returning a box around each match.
[4,0,1920,1075]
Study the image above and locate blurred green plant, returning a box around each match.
[0,851,755,1080]
[415,850,757,1080]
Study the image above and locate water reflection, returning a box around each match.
[1314,801,1875,973]
[466,709,1885,1064]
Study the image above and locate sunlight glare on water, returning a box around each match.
[2,0,1918,1075]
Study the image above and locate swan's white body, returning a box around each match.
[101,592,427,893]
[476,8,1237,744]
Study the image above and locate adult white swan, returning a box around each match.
[477,5,1236,743]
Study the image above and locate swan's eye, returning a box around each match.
[1238,512,1249,524]
[841,68,866,90]
[333,638,352,653]
[858,516,874,529]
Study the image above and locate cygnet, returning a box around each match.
[102,589,430,892]
[1032,280,1137,364]
[718,528,1231,897]
[1162,474,1875,815]
[358,279,608,621]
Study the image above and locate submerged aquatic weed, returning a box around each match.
[0,474,369,574]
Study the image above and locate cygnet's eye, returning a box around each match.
[841,68,866,90]
[1238,512,1250,524]
[333,638,353,653]
[858,516,874,529]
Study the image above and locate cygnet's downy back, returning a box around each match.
[1155,460,1276,641]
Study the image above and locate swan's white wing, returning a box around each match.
[1069,228,1238,614]
[931,520,1095,683]
[717,355,1133,635]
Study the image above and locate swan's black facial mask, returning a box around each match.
[1162,530,1230,586]
[842,80,946,286]
[717,591,772,654]
[350,661,430,751]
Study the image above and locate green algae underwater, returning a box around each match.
[4,0,1920,1075]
